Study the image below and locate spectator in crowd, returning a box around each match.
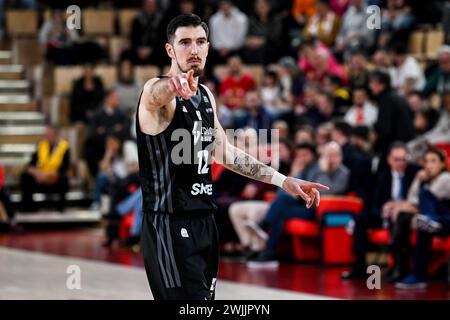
[379,0,416,48]
[335,0,375,60]
[273,120,290,140]
[247,141,350,267]
[125,0,165,66]
[20,125,70,212]
[310,89,337,128]
[39,9,80,65]
[69,63,105,124]
[341,142,420,280]
[303,0,340,47]
[91,135,128,211]
[330,0,350,17]
[243,0,282,64]
[344,86,378,127]
[84,89,129,177]
[413,108,440,137]
[294,124,316,145]
[299,41,346,84]
[273,56,305,105]
[236,90,274,132]
[369,70,415,167]
[423,45,450,98]
[372,49,396,81]
[0,165,20,232]
[387,146,450,283]
[395,147,450,289]
[347,50,370,91]
[209,0,248,65]
[112,59,141,118]
[323,74,351,115]
[390,43,425,96]
[316,122,333,152]
[291,0,316,28]
[219,55,256,110]
[227,138,293,258]
[332,120,373,202]
[259,69,286,114]
[408,92,450,162]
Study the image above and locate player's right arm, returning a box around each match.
[143,70,197,111]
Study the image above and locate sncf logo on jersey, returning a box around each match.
[191,183,213,195]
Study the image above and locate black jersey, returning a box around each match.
[136,81,218,214]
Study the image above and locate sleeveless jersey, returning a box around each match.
[136,81,218,214]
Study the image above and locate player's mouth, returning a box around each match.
[188,59,202,64]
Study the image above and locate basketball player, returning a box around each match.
[136,14,329,300]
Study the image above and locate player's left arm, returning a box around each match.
[201,85,329,208]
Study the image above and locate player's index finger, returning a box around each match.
[309,182,330,190]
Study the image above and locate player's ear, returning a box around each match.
[165,43,175,59]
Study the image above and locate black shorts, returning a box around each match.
[141,211,219,300]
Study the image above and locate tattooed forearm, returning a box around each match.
[225,149,275,184]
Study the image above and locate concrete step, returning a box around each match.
[0,95,36,111]
[0,64,24,80]
[0,51,12,64]
[15,210,101,224]
[0,80,30,93]
[0,111,45,125]
[0,125,45,144]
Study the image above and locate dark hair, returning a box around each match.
[425,146,448,170]
[327,74,342,87]
[390,42,408,55]
[388,141,408,154]
[351,125,370,141]
[333,120,353,138]
[167,14,209,44]
[295,142,318,157]
[369,70,391,90]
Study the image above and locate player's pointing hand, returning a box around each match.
[168,69,198,100]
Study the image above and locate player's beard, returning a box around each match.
[177,60,203,77]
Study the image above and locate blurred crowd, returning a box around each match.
[0,0,449,288]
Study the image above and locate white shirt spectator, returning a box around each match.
[392,56,425,93]
[335,4,374,48]
[209,6,248,50]
[344,101,378,127]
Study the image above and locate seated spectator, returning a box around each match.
[408,92,450,162]
[388,147,450,284]
[113,59,141,118]
[39,9,80,65]
[228,140,294,258]
[69,63,105,125]
[0,165,20,232]
[422,45,450,98]
[123,0,165,66]
[395,148,450,288]
[273,56,305,105]
[84,89,129,177]
[208,0,248,67]
[344,86,378,127]
[291,0,316,28]
[347,50,370,91]
[390,43,425,96]
[303,0,340,47]
[379,0,416,48]
[219,55,256,110]
[294,124,316,145]
[259,69,285,114]
[323,74,351,115]
[20,125,70,212]
[309,89,337,128]
[272,120,290,140]
[299,41,346,84]
[341,142,420,280]
[247,141,350,267]
[91,135,128,211]
[372,49,396,81]
[235,90,274,133]
[243,0,282,64]
[334,0,375,60]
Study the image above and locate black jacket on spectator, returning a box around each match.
[374,90,415,157]
[69,76,105,123]
[370,163,420,217]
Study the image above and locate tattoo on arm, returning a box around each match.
[225,149,274,183]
